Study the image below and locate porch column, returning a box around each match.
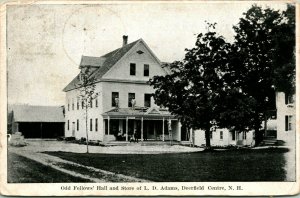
[126,117,128,141]
[103,119,106,136]
[168,119,172,142]
[15,122,19,132]
[108,116,110,135]
[178,121,182,141]
[141,117,144,141]
[162,117,165,141]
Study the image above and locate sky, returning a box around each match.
[6,2,288,106]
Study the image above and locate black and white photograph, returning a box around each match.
[1,1,299,196]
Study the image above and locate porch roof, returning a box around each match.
[102,106,176,119]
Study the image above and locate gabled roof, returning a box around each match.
[63,39,141,92]
[90,39,141,80]
[10,105,64,122]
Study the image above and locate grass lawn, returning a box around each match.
[8,152,90,183]
[45,148,288,182]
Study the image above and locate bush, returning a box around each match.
[57,136,65,141]
[65,137,76,142]
[88,140,101,146]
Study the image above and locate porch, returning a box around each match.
[102,107,188,142]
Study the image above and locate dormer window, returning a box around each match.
[130,63,136,76]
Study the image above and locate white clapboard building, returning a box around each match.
[63,36,293,147]
[63,36,185,142]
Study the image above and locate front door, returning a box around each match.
[72,122,75,136]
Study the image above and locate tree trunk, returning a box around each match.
[205,128,211,149]
[254,113,262,146]
[85,105,89,153]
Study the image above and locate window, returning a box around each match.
[130,63,136,76]
[90,99,93,108]
[144,94,152,107]
[105,120,108,135]
[243,132,247,140]
[220,131,223,140]
[72,99,74,110]
[95,98,98,107]
[210,131,213,139]
[82,100,84,109]
[67,120,69,130]
[95,118,98,132]
[128,93,135,107]
[232,131,236,140]
[144,64,149,76]
[77,99,79,110]
[90,119,93,131]
[285,93,294,104]
[112,92,119,107]
[77,119,79,131]
[285,115,293,131]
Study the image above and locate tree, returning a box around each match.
[76,66,99,153]
[232,4,295,145]
[150,24,233,148]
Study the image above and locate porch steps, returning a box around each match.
[104,141,188,146]
[261,139,278,146]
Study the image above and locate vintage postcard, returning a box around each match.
[0,0,299,196]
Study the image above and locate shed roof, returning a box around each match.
[11,105,64,123]
[79,56,106,67]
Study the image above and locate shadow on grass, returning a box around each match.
[44,147,289,182]
[8,152,90,183]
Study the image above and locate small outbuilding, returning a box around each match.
[8,105,65,139]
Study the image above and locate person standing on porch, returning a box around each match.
[134,129,138,143]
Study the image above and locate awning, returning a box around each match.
[102,106,177,120]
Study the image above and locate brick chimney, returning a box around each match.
[123,35,128,46]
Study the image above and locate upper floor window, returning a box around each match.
[210,131,213,139]
[90,119,93,131]
[130,63,136,76]
[90,99,93,108]
[95,98,98,108]
[77,99,79,110]
[144,64,149,76]
[220,131,223,140]
[112,92,119,107]
[128,93,135,107]
[95,118,98,132]
[144,94,152,107]
[82,100,84,109]
[72,99,74,110]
